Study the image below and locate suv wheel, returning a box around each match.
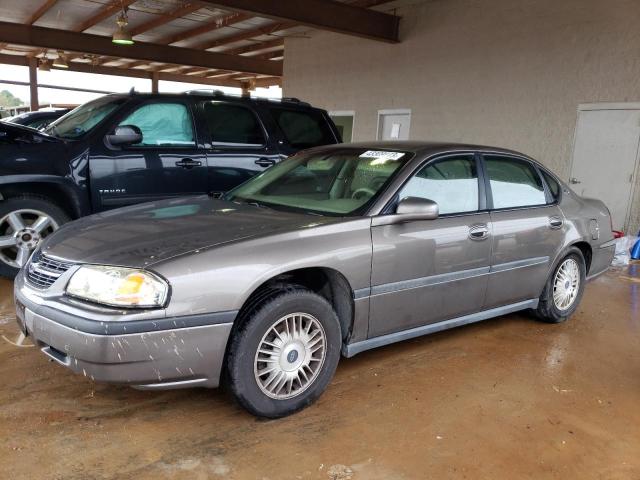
[0,195,69,278]
[534,247,586,323]
[227,288,342,418]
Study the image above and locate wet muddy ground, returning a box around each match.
[1,267,639,479]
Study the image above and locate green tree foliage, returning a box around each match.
[0,90,24,107]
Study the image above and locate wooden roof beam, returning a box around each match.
[0,21,282,76]
[198,0,400,43]
[159,12,252,44]
[194,21,295,50]
[223,38,284,55]
[119,60,152,69]
[27,0,58,25]
[129,2,203,37]
[73,0,137,32]
[0,52,245,87]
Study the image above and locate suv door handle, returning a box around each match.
[549,216,564,229]
[175,158,202,169]
[255,158,276,168]
[469,224,490,241]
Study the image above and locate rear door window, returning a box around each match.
[484,155,546,209]
[268,107,336,149]
[203,102,265,146]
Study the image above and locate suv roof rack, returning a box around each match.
[280,97,311,107]
[182,90,312,107]
[183,89,233,97]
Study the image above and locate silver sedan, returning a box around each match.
[14,142,615,417]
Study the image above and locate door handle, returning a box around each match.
[175,158,202,169]
[569,177,581,184]
[255,158,276,168]
[469,224,490,241]
[549,216,564,229]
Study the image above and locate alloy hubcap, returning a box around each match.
[552,258,580,310]
[254,312,326,400]
[0,210,58,269]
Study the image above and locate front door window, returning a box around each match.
[398,156,479,215]
[118,102,195,147]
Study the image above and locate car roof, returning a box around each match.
[306,140,534,159]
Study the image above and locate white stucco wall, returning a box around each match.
[283,0,640,232]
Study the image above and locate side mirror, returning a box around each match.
[396,196,439,219]
[372,196,439,226]
[106,125,143,146]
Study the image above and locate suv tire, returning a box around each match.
[0,195,69,278]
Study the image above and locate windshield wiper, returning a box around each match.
[231,197,271,210]
[246,200,271,210]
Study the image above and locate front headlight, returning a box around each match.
[66,266,169,308]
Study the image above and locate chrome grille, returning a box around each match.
[26,252,74,289]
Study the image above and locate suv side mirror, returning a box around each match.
[372,197,439,226]
[106,125,143,146]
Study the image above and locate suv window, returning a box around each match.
[398,155,479,215]
[484,156,546,209]
[268,107,336,149]
[541,170,561,202]
[45,96,125,139]
[203,102,265,146]
[118,102,195,147]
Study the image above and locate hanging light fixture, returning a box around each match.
[38,52,52,71]
[52,50,69,69]
[84,54,100,66]
[112,8,134,45]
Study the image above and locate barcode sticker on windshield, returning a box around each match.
[359,150,405,160]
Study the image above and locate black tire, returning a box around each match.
[0,195,70,279]
[534,247,586,323]
[226,288,342,418]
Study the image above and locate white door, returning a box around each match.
[378,110,411,141]
[570,107,640,231]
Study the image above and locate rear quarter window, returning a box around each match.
[268,107,337,149]
[541,170,561,202]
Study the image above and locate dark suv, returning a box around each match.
[0,91,341,277]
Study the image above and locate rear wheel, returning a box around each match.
[0,196,69,278]
[534,248,586,323]
[226,288,341,418]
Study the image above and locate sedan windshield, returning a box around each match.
[225,148,411,216]
[44,96,125,139]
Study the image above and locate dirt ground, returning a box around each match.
[1,267,639,480]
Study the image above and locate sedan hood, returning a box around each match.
[40,196,336,268]
[0,120,60,144]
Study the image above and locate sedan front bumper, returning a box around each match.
[15,277,236,390]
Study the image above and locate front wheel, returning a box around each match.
[0,195,69,278]
[226,288,342,418]
[534,247,586,323]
